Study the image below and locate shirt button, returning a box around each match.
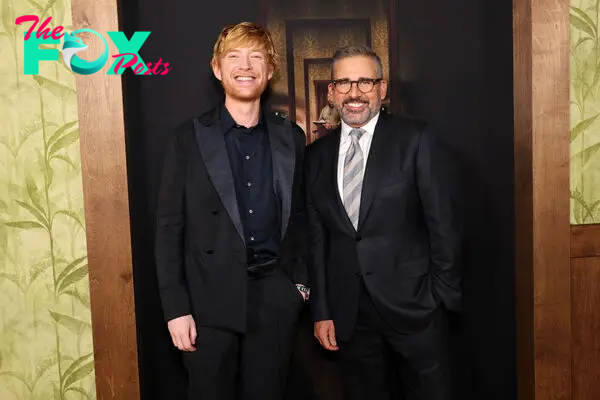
[247,182,252,187]
[245,155,250,160]
[249,209,253,214]
[250,236,255,241]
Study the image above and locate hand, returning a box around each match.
[298,289,308,301]
[295,284,309,301]
[167,314,197,352]
[314,320,338,351]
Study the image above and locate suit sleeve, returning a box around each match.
[416,124,464,312]
[291,125,308,286]
[305,146,331,321]
[155,123,192,322]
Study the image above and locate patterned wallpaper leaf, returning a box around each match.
[15,200,49,227]
[23,0,43,14]
[56,256,86,283]
[571,0,600,224]
[2,0,16,40]
[49,129,79,156]
[63,360,94,390]
[25,175,45,213]
[52,154,77,169]
[5,221,45,229]
[47,121,78,149]
[571,112,600,141]
[62,353,93,382]
[571,14,596,37]
[571,6,598,33]
[57,264,88,293]
[53,209,84,229]
[0,0,96,399]
[41,0,59,21]
[49,311,91,334]
[33,75,76,99]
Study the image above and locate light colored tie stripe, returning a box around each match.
[343,128,365,229]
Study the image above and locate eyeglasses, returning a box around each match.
[331,78,382,94]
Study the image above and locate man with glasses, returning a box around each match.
[305,45,463,400]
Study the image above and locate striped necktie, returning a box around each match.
[343,128,365,229]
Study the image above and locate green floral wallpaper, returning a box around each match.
[571,0,600,224]
[0,0,96,399]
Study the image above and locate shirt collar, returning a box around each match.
[341,112,380,140]
[221,103,266,134]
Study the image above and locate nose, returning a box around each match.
[240,54,252,70]
[348,82,361,97]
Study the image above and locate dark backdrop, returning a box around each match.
[121,0,515,399]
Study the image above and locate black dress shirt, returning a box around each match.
[222,106,281,268]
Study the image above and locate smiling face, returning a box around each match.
[329,55,387,128]
[211,22,277,103]
[212,46,273,102]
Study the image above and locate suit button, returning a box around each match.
[211,210,219,215]
[355,236,362,242]
[205,249,214,254]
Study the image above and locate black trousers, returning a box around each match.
[338,280,451,400]
[181,269,304,400]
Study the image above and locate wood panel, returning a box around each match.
[70,0,140,398]
[571,224,600,259]
[303,57,332,141]
[572,257,600,400]
[513,0,571,399]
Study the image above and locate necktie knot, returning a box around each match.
[350,128,365,142]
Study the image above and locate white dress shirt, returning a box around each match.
[337,113,380,198]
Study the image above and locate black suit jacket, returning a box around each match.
[305,113,463,340]
[155,104,307,334]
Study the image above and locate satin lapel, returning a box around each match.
[193,118,244,240]
[357,114,392,231]
[267,118,295,240]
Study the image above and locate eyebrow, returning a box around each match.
[333,77,380,80]
[226,48,265,53]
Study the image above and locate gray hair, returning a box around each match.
[331,45,383,79]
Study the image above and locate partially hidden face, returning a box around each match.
[329,55,387,128]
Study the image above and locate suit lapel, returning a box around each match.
[193,112,245,240]
[358,114,392,230]
[328,129,356,233]
[267,116,295,240]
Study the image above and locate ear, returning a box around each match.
[267,63,274,81]
[380,79,388,101]
[211,58,222,81]
[328,83,334,100]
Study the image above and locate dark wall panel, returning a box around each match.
[122,1,515,398]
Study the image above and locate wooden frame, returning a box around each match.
[71,0,140,398]
[303,57,332,138]
[513,0,571,399]
[72,0,578,398]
